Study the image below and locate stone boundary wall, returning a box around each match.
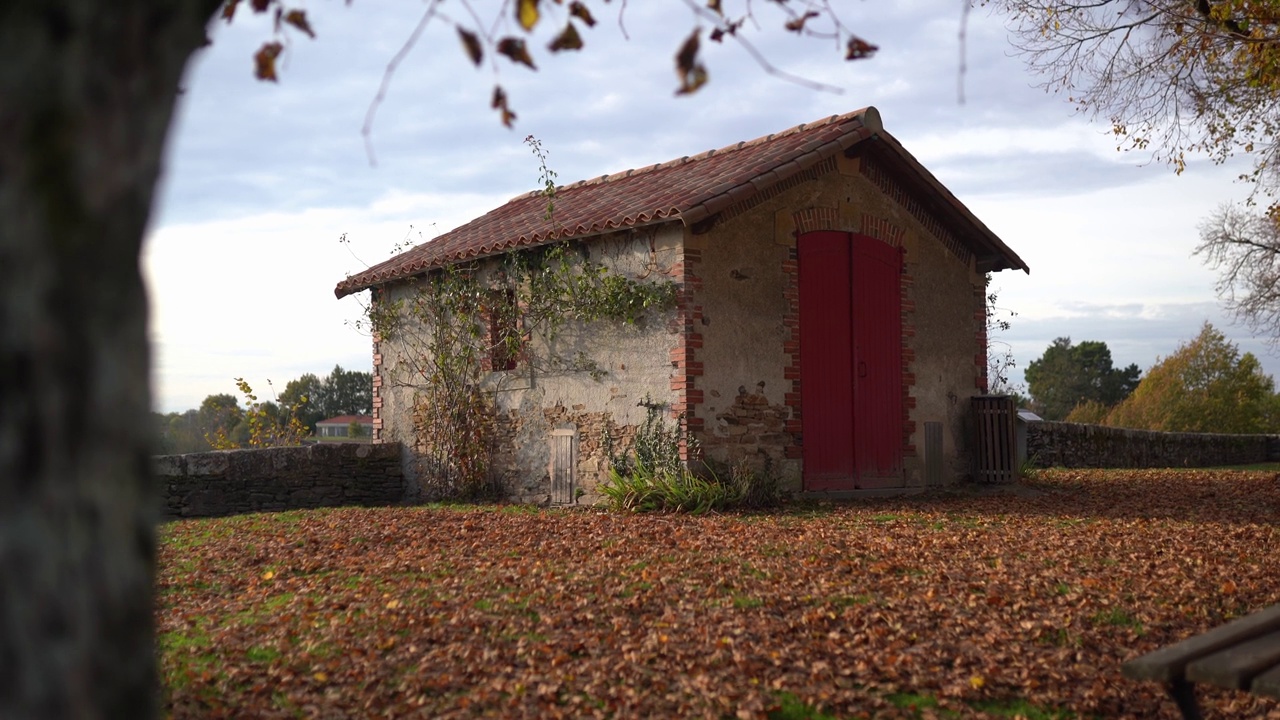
[157,443,404,519]
[1025,421,1278,469]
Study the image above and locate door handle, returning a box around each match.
[858,361,868,378]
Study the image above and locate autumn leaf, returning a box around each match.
[785,11,820,33]
[491,85,516,127]
[497,37,537,70]
[458,27,483,66]
[283,9,315,38]
[709,18,745,44]
[548,22,584,52]
[674,28,708,95]
[707,0,722,15]
[253,42,284,81]
[568,2,596,27]
[516,0,539,32]
[250,0,270,12]
[221,0,241,22]
[845,35,879,61]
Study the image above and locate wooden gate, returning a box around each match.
[798,231,903,491]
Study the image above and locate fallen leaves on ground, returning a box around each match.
[156,469,1280,719]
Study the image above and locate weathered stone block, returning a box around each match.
[186,452,230,477]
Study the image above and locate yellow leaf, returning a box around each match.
[386,598,401,609]
[517,0,539,32]
[970,675,985,690]
[314,671,328,683]
[262,570,275,580]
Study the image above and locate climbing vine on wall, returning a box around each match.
[364,240,678,500]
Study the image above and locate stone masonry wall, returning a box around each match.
[157,443,404,519]
[1026,422,1275,469]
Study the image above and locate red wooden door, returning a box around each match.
[798,231,903,490]
[798,232,855,490]
[851,234,904,487]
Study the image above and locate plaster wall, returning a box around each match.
[375,227,683,504]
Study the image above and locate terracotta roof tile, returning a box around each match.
[335,106,1026,299]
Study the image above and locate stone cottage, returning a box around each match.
[334,107,1028,502]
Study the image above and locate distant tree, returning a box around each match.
[277,367,371,431]
[210,380,310,448]
[1024,338,1141,420]
[159,409,211,454]
[1063,398,1111,425]
[1106,323,1278,433]
[320,365,373,418]
[198,393,243,445]
[279,372,325,430]
[1196,204,1280,341]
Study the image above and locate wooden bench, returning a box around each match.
[1122,604,1280,719]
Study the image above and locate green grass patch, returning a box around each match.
[969,697,1075,719]
[245,645,282,663]
[827,594,874,607]
[1090,607,1143,633]
[768,692,841,720]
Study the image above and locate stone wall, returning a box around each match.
[1025,421,1277,469]
[157,443,404,519]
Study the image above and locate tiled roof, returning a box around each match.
[316,415,374,426]
[334,106,1026,299]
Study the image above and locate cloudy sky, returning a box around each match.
[145,1,1268,413]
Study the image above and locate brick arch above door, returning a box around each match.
[859,214,906,248]
[790,207,907,250]
[791,206,840,236]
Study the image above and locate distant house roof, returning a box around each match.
[334,106,1028,299]
[316,415,374,426]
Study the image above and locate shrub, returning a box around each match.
[601,402,783,513]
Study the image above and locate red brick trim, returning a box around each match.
[792,206,839,236]
[782,247,803,459]
[669,248,705,461]
[859,213,906,247]
[861,158,974,266]
[901,266,917,458]
[370,293,385,443]
[715,156,839,227]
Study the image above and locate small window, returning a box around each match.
[488,289,519,372]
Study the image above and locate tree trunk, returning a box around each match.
[0,1,220,717]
